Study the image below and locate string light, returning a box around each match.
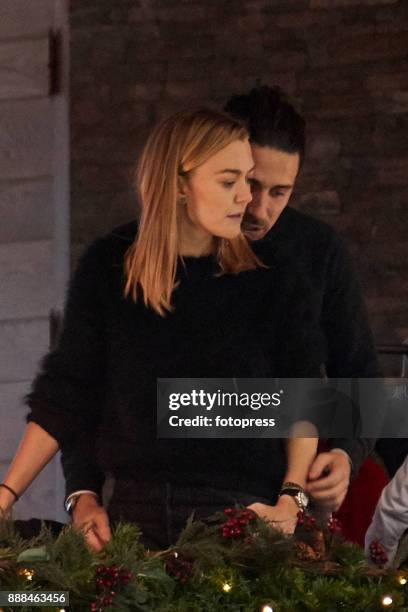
[222,582,232,592]
[381,594,393,607]
[261,605,274,612]
[18,568,34,581]
[398,575,407,585]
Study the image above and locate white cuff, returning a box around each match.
[64,490,99,514]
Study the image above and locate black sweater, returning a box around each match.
[253,207,380,472]
[27,221,322,500]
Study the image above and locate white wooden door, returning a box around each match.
[0,0,69,523]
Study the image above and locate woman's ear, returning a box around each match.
[177,174,189,201]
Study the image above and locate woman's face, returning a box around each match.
[180,138,254,240]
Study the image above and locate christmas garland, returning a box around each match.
[0,509,407,612]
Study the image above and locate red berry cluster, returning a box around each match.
[165,553,193,583]
[369,539,388,567]
[327,516,342,534]
[221,507,256,539]
[296,511,316,531]
[89,564,132,610]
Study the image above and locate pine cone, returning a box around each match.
[295,540,318,561]
[311,529,326,558]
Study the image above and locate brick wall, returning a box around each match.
[70,0,408,344]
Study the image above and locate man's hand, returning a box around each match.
[247,496,299,535]
[72,493,111,552]
[306,451,351,512]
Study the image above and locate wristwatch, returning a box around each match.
[279,482,309,511]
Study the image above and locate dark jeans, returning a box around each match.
[107,479,274,549]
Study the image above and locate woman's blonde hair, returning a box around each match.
[124,108,263,316]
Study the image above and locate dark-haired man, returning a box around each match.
[225,86,380,514]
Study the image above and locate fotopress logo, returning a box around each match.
[168,389,282,411]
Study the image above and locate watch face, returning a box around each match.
[297,491,309,508]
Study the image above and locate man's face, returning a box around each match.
[242,145,300,241]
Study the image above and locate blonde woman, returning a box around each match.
[0,109,319,550]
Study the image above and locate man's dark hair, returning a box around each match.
[224,85,306,165]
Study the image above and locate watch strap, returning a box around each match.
[279,482,309,510]
[280,481,305,491]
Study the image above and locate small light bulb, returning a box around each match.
[19,568,34,581]
[262,606,274,612]
[382,595,393,607]
[222,582,232,592]
[398,576,407,585]
[58,609,66,612]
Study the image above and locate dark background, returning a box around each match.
[70,0,408,347]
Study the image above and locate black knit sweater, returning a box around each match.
[252,207,380,473]
[27,221,322,500]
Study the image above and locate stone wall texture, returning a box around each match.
[70,0,408,347]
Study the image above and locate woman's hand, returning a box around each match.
[72,494,111,552]
[0,486,15,514]
[0,423,59,515]
[247,496,299,535]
